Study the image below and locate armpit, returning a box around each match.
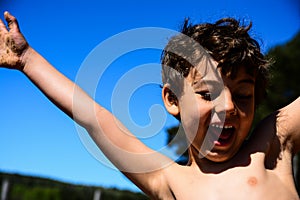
[276,97,300,153]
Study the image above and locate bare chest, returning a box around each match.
[167,159,298,200]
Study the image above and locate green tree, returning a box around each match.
[1,172,149,200]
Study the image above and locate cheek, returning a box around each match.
[238,102,255,133]
[180,97,212,141]
[237,99,255,117]
[180,99,201,139]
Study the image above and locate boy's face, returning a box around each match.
[178,61,255,162]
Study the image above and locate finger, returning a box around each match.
[0,18,8,33]
[4,11,20,32]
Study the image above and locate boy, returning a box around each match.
[1,11,299,199]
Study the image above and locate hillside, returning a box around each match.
[0,172,149,200]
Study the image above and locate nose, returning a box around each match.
[215,87,236,116]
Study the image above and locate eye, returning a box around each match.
[234,93,253,100]
[196,91,212,101]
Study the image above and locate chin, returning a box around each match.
[205,151,235,163]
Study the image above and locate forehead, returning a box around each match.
[188,61,255,87]
[187,57,221,83]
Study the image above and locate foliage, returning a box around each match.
[0,172,149,200]
[254,31,300,124]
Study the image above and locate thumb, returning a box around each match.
[4,11,20,32]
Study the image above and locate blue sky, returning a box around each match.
[0,0,299,193]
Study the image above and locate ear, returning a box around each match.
[162,85,180,116]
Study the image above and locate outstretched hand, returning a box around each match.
[0,11,29,70]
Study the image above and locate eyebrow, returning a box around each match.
[193,78,255,89]
[237,79,255,85]
[193,80,222,88]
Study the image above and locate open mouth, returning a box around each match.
[209,124,235,147]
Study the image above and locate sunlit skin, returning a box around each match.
[164,58,256,163]
[1,12,300,199]
[179,66,255,164]
[161,63,300,199]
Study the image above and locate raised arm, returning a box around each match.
[277,97,300,153]
[0,12,174,198]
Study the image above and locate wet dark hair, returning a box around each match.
[161,17,271,107]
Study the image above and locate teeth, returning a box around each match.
[211,124,233,129]
[211,124,222,129]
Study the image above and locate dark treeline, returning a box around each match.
[0,172,149,200]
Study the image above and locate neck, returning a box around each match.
[187,146,251,174]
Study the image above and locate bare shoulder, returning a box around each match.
[130,162,181,200]
[147,162,199,199]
